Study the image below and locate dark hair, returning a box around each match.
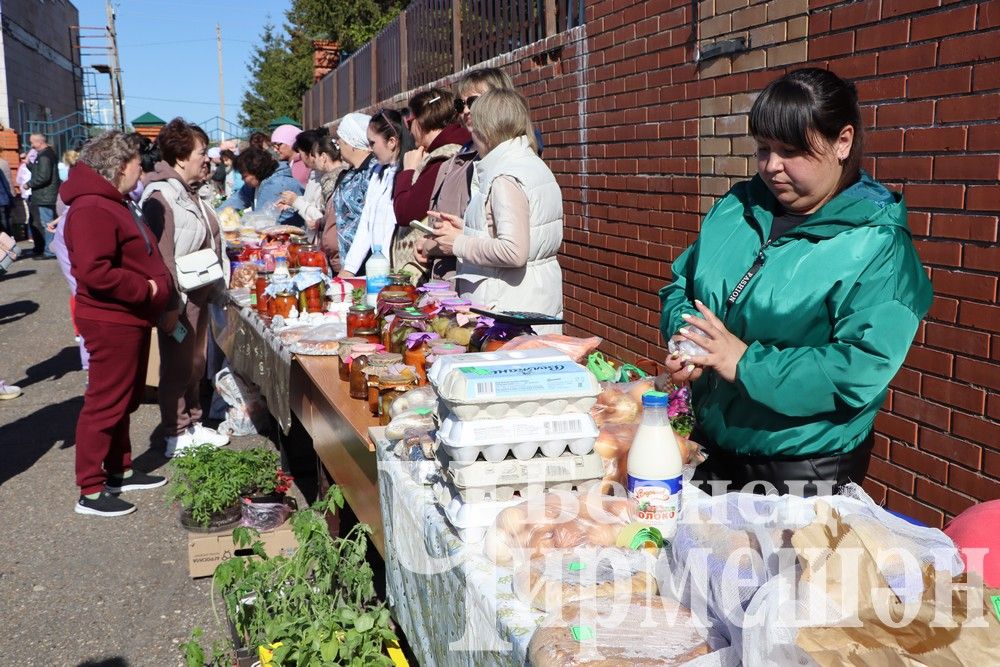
[157,117,208,166]
[408,88,457,132]
[248,131,269,150]
[293,128,322,154]
[313,133,340,162]
[749,68,863,188]
[219,148,236,163]
[129,133,160,173]
[235,146,278,182]
[369,109,415,168]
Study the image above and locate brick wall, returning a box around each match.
[305,0,1000,525]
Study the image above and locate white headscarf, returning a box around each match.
[337,112,372,150]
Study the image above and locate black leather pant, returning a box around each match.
[689,428,874,498]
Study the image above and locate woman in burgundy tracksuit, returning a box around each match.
[62,131,175,517]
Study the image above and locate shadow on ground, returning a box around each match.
[13,345,81,388]
[0,395,82,488]
[77,658,130,667]
[0,299,39,326]
[0,268,37,281]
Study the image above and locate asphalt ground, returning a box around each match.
[0,242,291,666]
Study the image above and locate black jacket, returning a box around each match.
[28,146,61,206]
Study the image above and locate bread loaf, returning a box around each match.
[528,595,711,666]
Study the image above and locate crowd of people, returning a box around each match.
[0,65,934,518]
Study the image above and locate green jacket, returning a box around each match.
[659,172,932,458]
[27,146,61,206]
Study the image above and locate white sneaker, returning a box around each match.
[191,422,230,448]
[164,430,197,458]
[0,381,22,400]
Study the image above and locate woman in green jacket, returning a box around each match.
[660,68,932,496]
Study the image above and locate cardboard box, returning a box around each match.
[187,520,298,578]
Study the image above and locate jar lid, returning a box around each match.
[406,331,441,345]
[367,352,404,366]
[351,343,379,353]
[429,344,465,356]
[441,297,471,308]
[354,328,379,336]
[382,295,413,304]
[349,304,375,313]
[419,280,451,292]
[394,307,428,320]
[299,266,323,273]
[427,289,458,298]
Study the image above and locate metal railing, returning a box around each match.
[306,0,583,126]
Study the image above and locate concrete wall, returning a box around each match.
[0,0,82,134]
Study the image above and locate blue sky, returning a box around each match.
[76,0,292,128]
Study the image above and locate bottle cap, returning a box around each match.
[373,244,382,253]
[641,391,669,407]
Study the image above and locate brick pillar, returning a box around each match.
[313,40,341,82]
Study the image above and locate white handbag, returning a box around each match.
[175,247,224,293]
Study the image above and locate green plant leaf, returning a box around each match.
[354,614,374,632]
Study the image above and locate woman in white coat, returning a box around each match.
[426,89,563,333]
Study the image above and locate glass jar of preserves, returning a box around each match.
[387,308,429,354]
[346,304,376,337]
[337,337,367,382]
[376,287,412,313]
[440,298,476,349]
[297,266,326,314]
[362,353,404,414]
[298,244,328,274]
[376,369,420,425]
[417,289,459,314]
[426,341,466,380]
[253,267,272,315]
[348,345,380,400]
[273,291,298,319]
[402,332,441,385]
[470,321,535,352]
[387,272,419,301]
[354,328,382,345]
[377,296,414,344]
[419,280,451,293]
[287,238,306,268]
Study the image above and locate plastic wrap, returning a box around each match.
[442,451,605,502]
[240,499,292,531]
[388,385,437,418]
[384,408,436,441]
[438,412,598,463]
[290,322,347,355]
[214,368,269,436]
[528,595,714,667]
[499,334,602,362]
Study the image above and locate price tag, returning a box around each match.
[570,626,594,641]
[991,595,1000,623]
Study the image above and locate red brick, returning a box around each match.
[948,466,1000,502]
[925,322,992,359]
[972,61,1000,91]
[891,366,922,393]
[911,4,978,40]
[809,10,832,33]
[876,100,935,127]
[920,427,983,470]
[930,214,999,243]
[937,93,1000,122]
[882,0,940,19]
[915,478,976,516]
[966,185,1000,212]
[868,455,916,493]
[990,393,1000,420]
[968,125,1000,151]
[877,156,933,180]
[922,376,987,414]
[954,357,1000,392]
[927,296,959,324]
[908,211,931,235]
[904,127,967,152]
[876,411,919,444]
[905,346,954,376]
[939,30,1000,65]
[856,20,911,50]
[963,243,1000,271]
[907,67,973,99]
[830,0,881,29]
[857,75,907,102]
[903,183,965,209]
[863,478,888,504]
[827,53,879,79]
[987,449,1000,478]
[893,391,953,430]
[867,129,904,153]
[810,32,856,59]
[952,412,1000,449]
[879,43,938,74]
[914,240,962,267]
[981,0,1000,29]
[891,440,949,483]
[933,155,1000,181]
[958,302,1000,334]
[886,488,944,528]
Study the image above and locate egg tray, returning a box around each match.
[427,348,570,387]
[437,412,599,464]
[434,479,522,543]
[438,395,600,421]
[440,450,605,503]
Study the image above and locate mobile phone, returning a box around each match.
[171,321,188,344]
[409,217,437,235]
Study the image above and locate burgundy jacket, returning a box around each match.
[393,123,472,226]
[61,162,174,327]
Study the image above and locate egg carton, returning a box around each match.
[427,348,569,387]
[435,358,599,407]
[441,450,605,503]
[434,479,522,543]
[440,395,600,421]
[437,412,598,464]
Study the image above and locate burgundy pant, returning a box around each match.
[75,318,151,494]
[157,298,209,436]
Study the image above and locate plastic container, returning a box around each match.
[442,451,606,502]
[427,348,569,387]
[437,412,599,464]
[364,244,390,307]
[626,391,683,539]
[436,480,522,543]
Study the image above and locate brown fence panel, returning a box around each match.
[406,0,454,89]
[336,64,351,118]
[462,0,544,67]
[376,17,402,103]
[352,43,374,110]
[557,0,585,31]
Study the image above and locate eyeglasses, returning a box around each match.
[453,96,479,114]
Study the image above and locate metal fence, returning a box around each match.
[306,0,583,126]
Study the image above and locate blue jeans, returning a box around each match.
[34,205,56,256]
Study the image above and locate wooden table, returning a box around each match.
[290,355,384,555]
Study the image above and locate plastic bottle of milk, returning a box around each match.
[365,244,391,307]
[626,391,684,538]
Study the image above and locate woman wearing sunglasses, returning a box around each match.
[339,109,414,278]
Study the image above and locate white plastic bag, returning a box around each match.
[214,367,269,436]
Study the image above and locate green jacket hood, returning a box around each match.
[742,170,908,242]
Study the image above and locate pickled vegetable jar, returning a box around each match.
[470,320,535,352]
[297,266,326,313]
[402,332,441,385]
[273,291,298,318]
[347,304,376,337]
[387,308,429,354]
[337,337,368,382]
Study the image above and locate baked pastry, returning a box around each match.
[293,338,340,355]
[528,595,711,666]
[512,547,658,612]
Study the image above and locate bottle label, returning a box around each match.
[627,475,682,529]
[366,275,390,296]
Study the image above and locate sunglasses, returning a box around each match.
[453,95,479,114]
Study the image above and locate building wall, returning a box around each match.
[305,0,1000,526]
[0,0,81,133]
